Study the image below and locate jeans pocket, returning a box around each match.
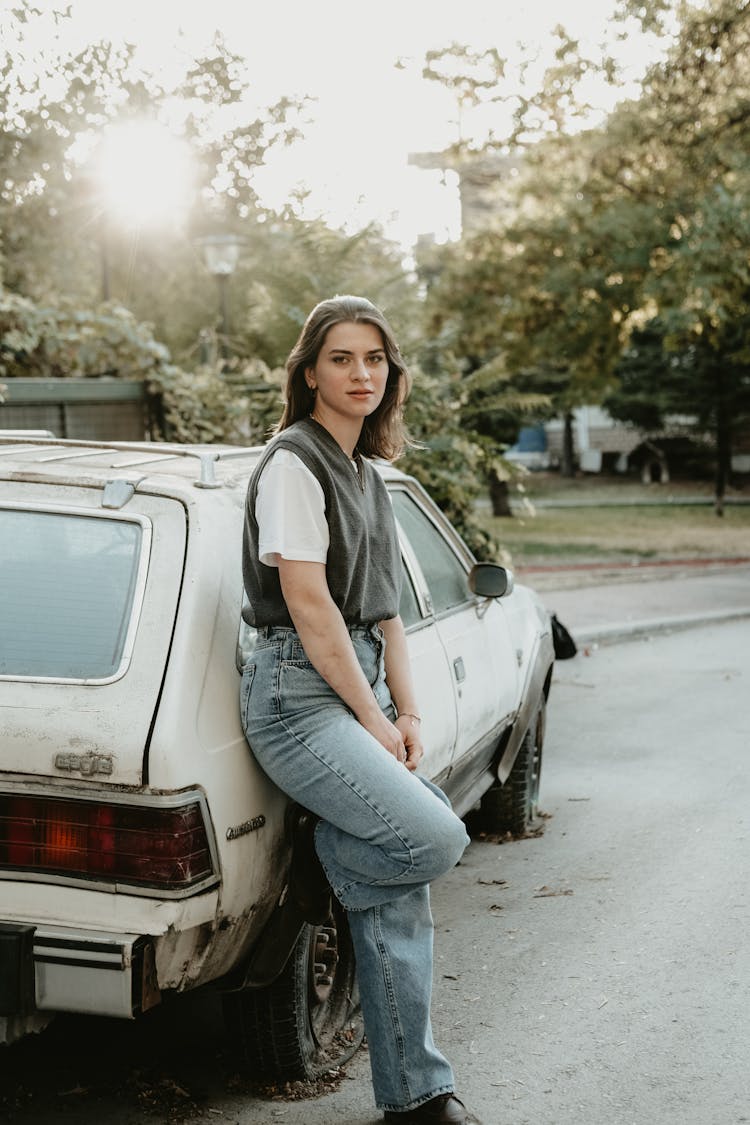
[278,659,337,711]
[239,663,257,732]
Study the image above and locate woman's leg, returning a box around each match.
[347,889,456,1111]
[241,626,469,1110]
[243,628,468,910]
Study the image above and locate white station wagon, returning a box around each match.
[0,433,554,1081]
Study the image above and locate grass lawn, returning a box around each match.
[477,474,750,567]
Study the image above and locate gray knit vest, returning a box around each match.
[242,417,402,628]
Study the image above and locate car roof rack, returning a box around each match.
[0,429,57,439]
[0,436,264,489]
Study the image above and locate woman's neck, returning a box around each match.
[309,410,362,458]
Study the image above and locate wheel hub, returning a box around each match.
[310,923,339,1005]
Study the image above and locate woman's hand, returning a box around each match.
[278,563,413,766]
[380,616,425,772]
[394,713,424,772]
[358,706,409,766]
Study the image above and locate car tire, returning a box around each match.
[222,898,363,1082]
[480,697,545,836]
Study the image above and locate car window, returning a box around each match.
[390,491,471,617]
[0,508,144,681]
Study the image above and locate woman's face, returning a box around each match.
[305,321,389,431]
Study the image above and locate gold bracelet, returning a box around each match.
[400,712,422,725]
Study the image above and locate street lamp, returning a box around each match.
[197,233,245,359]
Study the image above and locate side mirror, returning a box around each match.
[468,562,515,599]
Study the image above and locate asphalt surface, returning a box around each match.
[2,560,748,1125]
[518,559,750,647]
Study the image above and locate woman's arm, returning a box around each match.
[278,558,407,764]
[379,615,424,772]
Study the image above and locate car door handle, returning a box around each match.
[453,657,466,683]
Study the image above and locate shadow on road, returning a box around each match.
[0,987,253,1123]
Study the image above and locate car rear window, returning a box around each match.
[0,508,145,681]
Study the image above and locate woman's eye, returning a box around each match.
[368,354,386,365]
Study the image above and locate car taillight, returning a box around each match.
[0,795,214,890]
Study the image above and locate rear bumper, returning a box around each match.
[0,922,160,1022]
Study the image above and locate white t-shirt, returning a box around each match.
[255,448,330,567]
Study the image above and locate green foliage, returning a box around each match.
[229,216,422,370]
[151,359,284,447]
[422,0,750,503]
[0,4,422,380]
[604,321,671,432]
[0,5,304,312]
[0,3,424,457]
[0,291,172,380]
[401,366,512,561]
[0,286,275,445]
[602,0,750,501]
[421,28,624,152]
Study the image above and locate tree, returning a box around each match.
[599,0,750,505]
[607,305,750,514]
[226,215,422,371]
[418,16,664,479]
[423,178,652,475]
[0,286,268,444]
[400,364,510,559]
[422,1,750,503]
[0,6,304,336]
[0,4,421,385]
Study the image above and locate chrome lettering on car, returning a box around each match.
[226,815,266,840]
[54,752,114,776]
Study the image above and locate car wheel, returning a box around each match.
[480,697,545,836]
[222,898,363,1082]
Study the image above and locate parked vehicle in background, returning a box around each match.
[504,423,557,472]
[0,433,554,1082]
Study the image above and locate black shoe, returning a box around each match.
[384,1095,476,1123]
[239,805,331,988]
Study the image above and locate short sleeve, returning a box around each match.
[255,449,329,567]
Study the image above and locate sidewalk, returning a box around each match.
[517,558,750,646]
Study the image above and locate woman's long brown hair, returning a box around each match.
[277,295,411,461]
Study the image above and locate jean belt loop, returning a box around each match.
[365,621,383,666]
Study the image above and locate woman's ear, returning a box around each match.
[305,367,316,391]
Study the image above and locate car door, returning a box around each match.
[390,486,518,806]
[394,533,458,786]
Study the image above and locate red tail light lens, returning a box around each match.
[0,795,214,891]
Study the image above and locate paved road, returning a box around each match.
[3,619,747,1125]
[528,560,750,645]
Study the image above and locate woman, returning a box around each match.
[240,295,475,1124]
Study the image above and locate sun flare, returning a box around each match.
[93,120,194,229]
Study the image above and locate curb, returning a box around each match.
[511,497,750,510]
[520,556,750,576]
[573,606,750,648]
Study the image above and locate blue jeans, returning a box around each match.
[240,623,470,1112]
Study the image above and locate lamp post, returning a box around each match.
[197,233,245,360]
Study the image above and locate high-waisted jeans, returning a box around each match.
[240,623,470,1112]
